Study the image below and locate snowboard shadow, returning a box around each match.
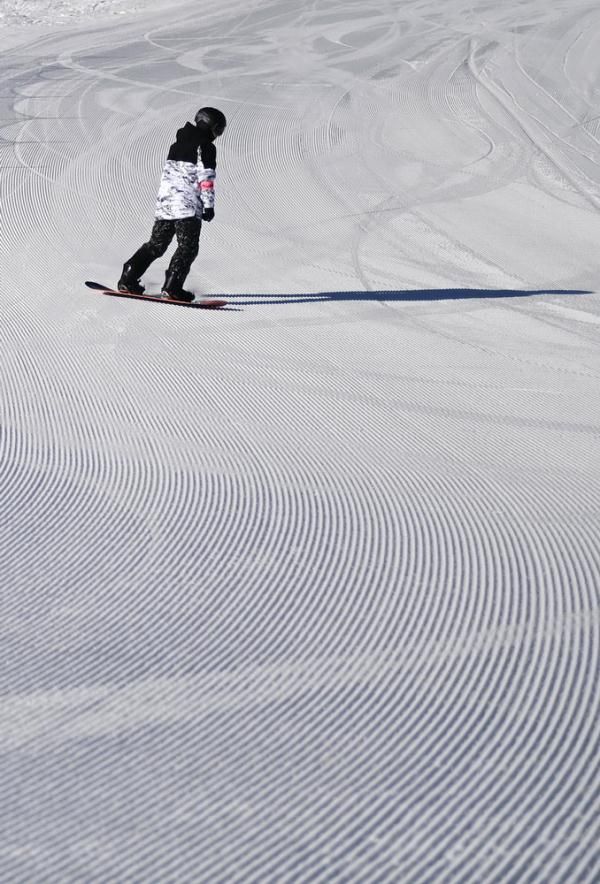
[230,288,591,306]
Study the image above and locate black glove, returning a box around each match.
[202,208,215,222]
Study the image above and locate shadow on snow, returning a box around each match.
[229,288,591,306]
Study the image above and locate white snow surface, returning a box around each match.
[1,0,599,879]
[0,0,166,26]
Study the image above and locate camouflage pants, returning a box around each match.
[128,217,202,284]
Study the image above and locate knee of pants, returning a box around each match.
[174,241,199,264]
[144,240,169,259]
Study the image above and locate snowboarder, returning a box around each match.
[118,107,227,303]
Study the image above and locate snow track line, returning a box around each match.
[468,38,600,211]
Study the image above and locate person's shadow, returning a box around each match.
[228,288,591,306]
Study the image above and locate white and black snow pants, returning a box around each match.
[127,216,202,287]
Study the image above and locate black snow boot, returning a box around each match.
[161,271,195,303]
[117,243,159,294]
[118,262,145,295]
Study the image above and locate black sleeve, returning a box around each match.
[199,141,217,169]
[166,124,203,163]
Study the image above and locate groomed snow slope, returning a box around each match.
[1,0,599,879]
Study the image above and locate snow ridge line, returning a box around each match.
[468,37,600,211]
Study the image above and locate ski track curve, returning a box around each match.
[1,0,599,881]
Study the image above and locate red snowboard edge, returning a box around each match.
[85,281,227,308]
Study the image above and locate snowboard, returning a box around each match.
[85,281,227,309]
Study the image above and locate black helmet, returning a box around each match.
[195,107,227,138]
